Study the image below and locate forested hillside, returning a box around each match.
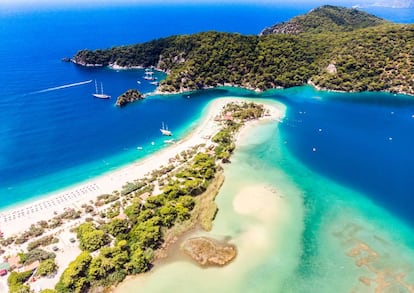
[259,5,388,35]
[72,6,414,95]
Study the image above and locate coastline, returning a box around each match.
[71,59,168,74]
[72,58,414,97]
[111,94,414,293]
[2,5,413,292]
[154,81,414,98]
[0,97,220,237]
[0,97,284,292]
[113,100,288,293]
[307,79,414,97]
[0,97,282,238]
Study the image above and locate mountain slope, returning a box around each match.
[72,6,414,95]
[260,5,388,35]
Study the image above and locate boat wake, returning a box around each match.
[31,80,93,94]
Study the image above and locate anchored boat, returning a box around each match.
[92,80,110,99]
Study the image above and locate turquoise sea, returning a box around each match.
[1,2,414,292]
[0,2,322,208]
[117,100,414,292]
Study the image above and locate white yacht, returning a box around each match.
[160,122,172,136]
[92,80,110,99]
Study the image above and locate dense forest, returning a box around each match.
[259,5,388,35]
[72,5,414,95]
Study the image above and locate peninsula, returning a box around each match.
[72,5,414,95]
[0,98,282,293]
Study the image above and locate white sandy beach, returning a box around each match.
[0,97,284,292]
[114,102,290,293]
[0,98,283,238]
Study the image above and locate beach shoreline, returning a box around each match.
[0,98,283,238]
[0,98,222,237]
[113,101,287,293]
[0,97,284,293]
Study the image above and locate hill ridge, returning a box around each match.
[71,6,414,96]
[259,5,388,35]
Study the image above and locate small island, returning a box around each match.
[115,89,144,107]
[181,237,237,267]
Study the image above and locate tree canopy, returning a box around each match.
[72,6,413,95]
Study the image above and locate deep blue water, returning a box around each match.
[0,3,318,207]
[278,87,414,223]
[0,2,413,229]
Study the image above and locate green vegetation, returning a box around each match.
[73,6,414,95]
[102,218,129,237]
[311,25,414,93]
[40,289,57,293]
[53,153,209,292]
[213,102,265,161]
[55,252,92,293]
[49,101,264,293]
[0,102,266,292]
[15,224,46,245]
[36,259,58,277]
[40,290,58,293]
[19,249,55,266]
[260,5,387,35]
[76,223,110,252]
[87,240,145,287]
[115,89,144,107]
[120,180,147,196]
[196,173,224,231]
[27,235,59,251]
[8,271,33,293]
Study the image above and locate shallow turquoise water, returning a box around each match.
[0,2,316,210]
[1,3,413,291]
[1,2,413,211]
[116,101,414,293]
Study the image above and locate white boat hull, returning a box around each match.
[93,93,111,99]
[160,129,172,136]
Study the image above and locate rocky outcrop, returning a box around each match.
[260,21,303,35]
[116,89,144,107]
[326,63,337,74]
[181,237,237,267]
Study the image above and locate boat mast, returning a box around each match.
[101,83,104,94]
[95,80,98,94]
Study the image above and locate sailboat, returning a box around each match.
[160,122,172,136]
[92,80,110,99]
[144,69,157,81]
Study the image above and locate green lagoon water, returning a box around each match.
[116,100,414,293]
